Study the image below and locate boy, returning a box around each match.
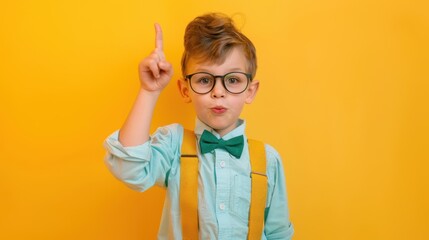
[104,13,294,239]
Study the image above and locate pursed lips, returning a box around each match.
[210,106,227,114]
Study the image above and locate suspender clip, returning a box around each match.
[251,171,267,177]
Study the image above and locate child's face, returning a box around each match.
[178,47,259,137]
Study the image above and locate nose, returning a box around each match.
[211,77,226,98]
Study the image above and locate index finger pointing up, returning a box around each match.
[154,23,163,51]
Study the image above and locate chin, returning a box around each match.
[199,114,237,132]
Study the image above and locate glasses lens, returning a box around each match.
[224,72,249,93]
[190,73,214,94]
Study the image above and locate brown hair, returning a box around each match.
[181,13,257,79]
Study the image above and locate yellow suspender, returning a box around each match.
[180,129,267,240]
[180,129,199,240]
[247,139,268,239]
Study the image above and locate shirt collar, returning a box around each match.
[194,117,246,141]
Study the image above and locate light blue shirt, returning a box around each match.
[104,119,294,239]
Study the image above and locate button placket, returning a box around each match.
[214,150,232,237]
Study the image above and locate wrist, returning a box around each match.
[139,88,162,98]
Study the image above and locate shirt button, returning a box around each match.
[219,161,226,168]
[219,203,225,210]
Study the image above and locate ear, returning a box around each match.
[177,78,192,103]
[245,80,259,104]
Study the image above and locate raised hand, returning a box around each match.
[138,23,173,93]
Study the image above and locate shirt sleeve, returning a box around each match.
[103,124,183,192]
[263,144,294,239]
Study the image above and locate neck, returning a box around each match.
[213,122,239,138]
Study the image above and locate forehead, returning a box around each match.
[185,47,248,74]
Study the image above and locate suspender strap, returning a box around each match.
[180,130,268,240]
[180,129,199,240]
[247,139,267,239]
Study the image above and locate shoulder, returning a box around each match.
[263,143,286,175]
[264,143,281,160]
[150,123,184,149]
[152,123,184,139]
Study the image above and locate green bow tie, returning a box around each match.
[199,130,244,158]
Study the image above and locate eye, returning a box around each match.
[226,76,242,84]
[196,76,212,85]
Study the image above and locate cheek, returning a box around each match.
[230,98,247,112]
[190,96,206,111]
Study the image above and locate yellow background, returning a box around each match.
[1,0,428,239]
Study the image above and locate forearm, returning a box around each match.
[119,88,160,146]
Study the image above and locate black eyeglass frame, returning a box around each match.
[184,71,253,95]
